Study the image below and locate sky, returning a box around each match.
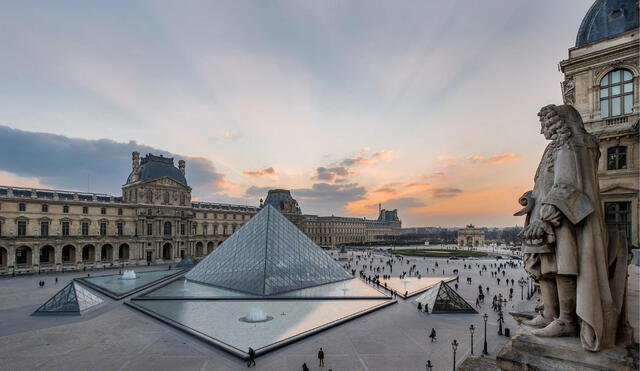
[0,0,595,228]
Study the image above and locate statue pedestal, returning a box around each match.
[496,329,638,371]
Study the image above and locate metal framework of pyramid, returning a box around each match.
[414,280,477,313]
[33,281,103,315]
[186,204,352,296]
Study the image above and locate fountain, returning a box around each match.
[121,270,137,280]
[240,307,273,323]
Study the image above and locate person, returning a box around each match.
[454,283,458,290]
[318,347,325,367]
[247,347,256,367]
[302,363,309,371]
[55,277,58,284]
[404,291,408,298]
[424,303,429,314]
[429,328,437,342]
[417,302,422,312]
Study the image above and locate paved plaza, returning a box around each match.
[0,250,637,371]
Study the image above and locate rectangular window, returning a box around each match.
[17,220,27,236]
[82,222,89,236]
[601,100,609,118]
[101,207,106,215]
[180,224,186,235]
[147,223,153,236]
[100,222,107,236]
[604,202,632,243]
[611,97,621,116]
[63,205,69,213]
[62,221,70,236]
[18,203,26,212]
[204,213,207,219]
[117,223,123,236]
[624,95,633,114]
[41,221,49,236]
[118,208,123,216]
[82,206,88,214]
[42,204,48,212]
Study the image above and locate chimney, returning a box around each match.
[178,160,186,175]
[132,152,140,171]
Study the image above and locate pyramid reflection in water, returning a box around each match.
[186,205,352,296]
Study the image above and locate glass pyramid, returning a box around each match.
[414,280,476,313]
[33,281,103,315]
[186,205,352,296]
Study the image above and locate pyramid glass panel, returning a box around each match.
[34,281,103,315]
[186,205,351,296]
[414,280,476,313]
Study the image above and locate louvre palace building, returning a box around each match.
[0,152,401,275]
[559,0,639,247]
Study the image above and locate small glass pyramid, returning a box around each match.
[33,281,103,315]
[186,205,352,296]
[414,280,476,313]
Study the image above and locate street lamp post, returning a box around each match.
[451,339,458,371]
[482,313,489,356]
[425,360,433,371]
[519,277,526,300]
[497,310,504,336]
[469,324,475,355]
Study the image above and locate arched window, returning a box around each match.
[600,69,634,118]
[607,146,627,170]
[163,191,170,204]
[163,221,172,236]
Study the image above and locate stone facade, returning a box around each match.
[0,152,258,275]
[457,225,485,247]
[262,190,402,246]
[558,4,639,246]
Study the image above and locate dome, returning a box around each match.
[576,0,639,47]
[126,154,187,185]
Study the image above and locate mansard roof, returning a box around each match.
[127,153,187,186]
[576,0,639,47]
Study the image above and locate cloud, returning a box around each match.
[242,166,276,177]
[373,187,397,195]
[244,185,273,197]
[466,152,519,164]
[312,166,352,182]
[432,187,463,198]
[430,172,446,178]
[293,183,367,214]
[0,125,227,198]
[374,197,426,210]
[340,150,395,167]
[209,131,242,141]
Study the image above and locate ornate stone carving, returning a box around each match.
[561,78,575,105]
[516,104,633,352]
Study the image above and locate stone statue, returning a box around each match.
[515,104,632,352]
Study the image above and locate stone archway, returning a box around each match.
[101,244,114,262]
[62,244,76,264]
[15,246,32,266]
[40,245,55,265]
[206,241,214,254]
[195,242,203,257]
[162,243,172,260]
[466,236,473,247]
[118,244,130,260]
[0,246,7,268]
[82,245,96,262]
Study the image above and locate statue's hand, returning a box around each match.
[540,204,562,226]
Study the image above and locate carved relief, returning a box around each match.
[561,77,575,105]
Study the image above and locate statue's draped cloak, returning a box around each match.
[525,133,629,351]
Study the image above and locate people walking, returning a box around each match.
[318,347,325,367]
[302,363,309,371]
[247,347,256,367]
[429,328,437,342]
